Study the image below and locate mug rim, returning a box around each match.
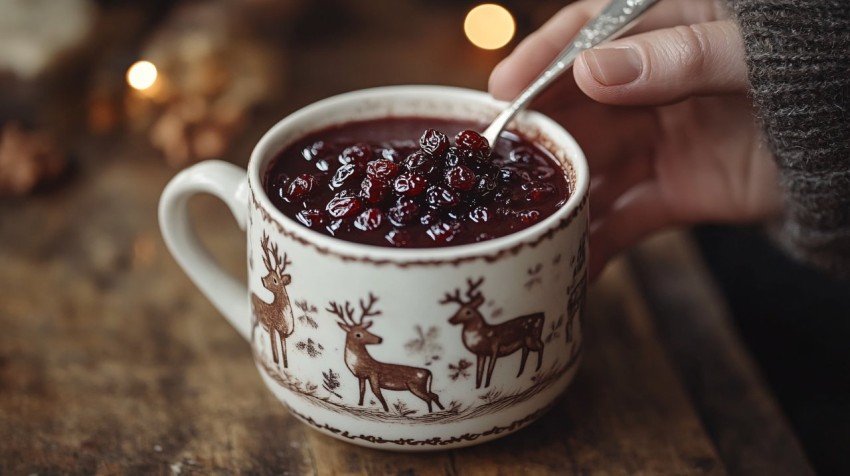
[247,85,589,263]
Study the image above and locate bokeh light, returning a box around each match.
[464,4,515,50]
[126,60,158,91]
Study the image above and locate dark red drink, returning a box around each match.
[264,118,570,248]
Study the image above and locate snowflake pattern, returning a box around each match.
[524,263,543,290]
[448,359,473,381]
[295,338,324,358]
[294,299,319,329]
[404,325,443,365]
[545,314,566,344]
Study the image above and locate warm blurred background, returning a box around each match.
[1,0,847,473]
[0,0,555,190]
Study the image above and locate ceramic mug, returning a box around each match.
[158,86,589,450]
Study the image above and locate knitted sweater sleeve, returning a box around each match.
[727,1,850,276]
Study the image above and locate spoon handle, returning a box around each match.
[482,0,660,146]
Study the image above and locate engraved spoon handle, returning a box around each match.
[482,0,660,146]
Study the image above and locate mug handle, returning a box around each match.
[158,160,251,341]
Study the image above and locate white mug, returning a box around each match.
[159,86,589,450]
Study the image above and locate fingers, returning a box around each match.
[489,0,723,101]
[588,182,675,281]
[489,0,598,101]
[575,20,749,105]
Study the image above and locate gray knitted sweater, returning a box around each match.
[727,0,850,276]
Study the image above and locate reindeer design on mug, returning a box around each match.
[442,278,545,389]
[250,233,295,369]
[328,294,444,413]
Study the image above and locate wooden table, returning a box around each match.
[0,144,815,474]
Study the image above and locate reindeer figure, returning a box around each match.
[441,278,545,389]
[328,294,444,413]
[251,233,295,369]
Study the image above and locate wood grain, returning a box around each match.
[630,233,816,476]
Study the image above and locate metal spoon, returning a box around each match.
[482,0,660,146]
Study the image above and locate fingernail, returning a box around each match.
[584,47,642,86]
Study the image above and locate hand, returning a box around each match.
[489,0,782,280]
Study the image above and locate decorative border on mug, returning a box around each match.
[247,184,589,267]
[286,398,561,447]
[256,341,584,424]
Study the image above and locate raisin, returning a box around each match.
[286,173,320,201]
[302,140,333,161]
[354,208,384,231]
[444,147,462,167]
[475,174,499,197]
[403,151,437,175]
[360,176,389,204]
[427,221,462,244]
[426,185,460,210]
[331,163,364,189]
[326,195,364,218]
[419,210,439,225]
[296,208,326,228]
[339,143,372,165]
[393,173,427,197]
[367,159,400,180]
[498,167,518,183]
[387,197,420,226]
[445,165,477,191]
[455,130,491,157]
[469,206,491,223]
[419,128,449,157]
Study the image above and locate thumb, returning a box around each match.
[574,20,749,105]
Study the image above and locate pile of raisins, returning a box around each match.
[269,128,560,247]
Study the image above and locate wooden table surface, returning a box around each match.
[0,1,818,474]
[0,148,815,475]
